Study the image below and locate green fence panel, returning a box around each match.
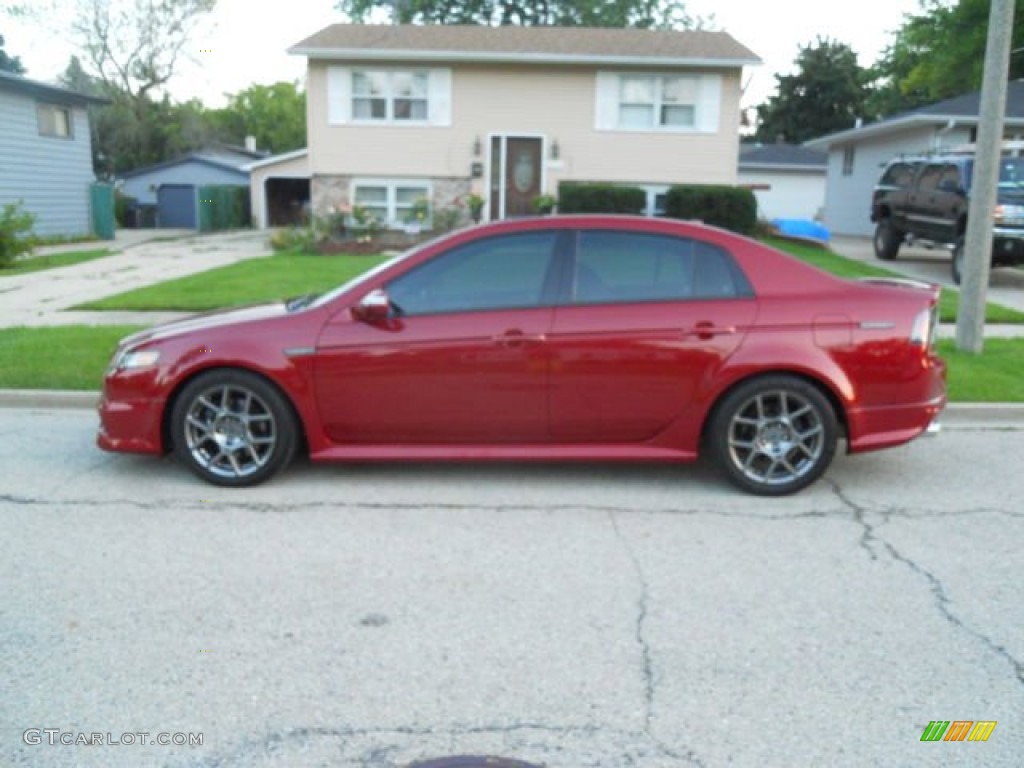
[198,185,251,233]
[89,183,116,240]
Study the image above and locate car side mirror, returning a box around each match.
[352,288,391,323]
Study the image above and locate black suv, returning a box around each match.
[870,149,1024,283]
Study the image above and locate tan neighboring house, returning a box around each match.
[286,24,759,227]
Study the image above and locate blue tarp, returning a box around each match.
[772,218,830,243]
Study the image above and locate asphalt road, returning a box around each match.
[1,407,1022,768]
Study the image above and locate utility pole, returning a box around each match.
[956,0,1016,353]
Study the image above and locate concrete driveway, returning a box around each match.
[0,229,274,328]
[831,235,1024,314]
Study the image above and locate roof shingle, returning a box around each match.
[289,24,760,66]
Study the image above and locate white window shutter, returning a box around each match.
[594,71,619,130]
[327,66,351,125]
[696,74,721,133]
[428,68,452,126]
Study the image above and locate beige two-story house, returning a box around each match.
[286,24,759,227]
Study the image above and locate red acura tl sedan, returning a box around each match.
[98,215,946,495]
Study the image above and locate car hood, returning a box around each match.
[118,302,293,349]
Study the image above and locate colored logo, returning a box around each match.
[920,721,997,742]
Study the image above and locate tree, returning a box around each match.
[867,0,1024,117]
[0,31,25,73]
[336,0,705,28]
[753,38,869,144]
[208,82,307,154]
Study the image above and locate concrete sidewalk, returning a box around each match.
[0,229,272,328]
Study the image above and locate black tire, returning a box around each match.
[708,375,838,496]
[873,219,902,261]
[951,236,964,285]
[170,369,298,487]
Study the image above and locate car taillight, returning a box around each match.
[911,305,938,349]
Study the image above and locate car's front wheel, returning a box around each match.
[708,376,838,496]
[873,219,902,260]
[170,369,298,487]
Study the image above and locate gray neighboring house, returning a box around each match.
[118,144,264,228]
[737,143,827,221]
[805,81,1024,236]
[0,70,106,238]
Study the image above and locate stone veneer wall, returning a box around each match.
[311,175,473,227]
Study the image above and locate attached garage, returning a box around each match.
[156,184,197,228]
[245,149,310,228]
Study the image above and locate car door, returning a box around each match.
[547,230,758,443]
[313,230,564,445]
[907,163,945,240]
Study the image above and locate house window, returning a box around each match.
[352,70,428,122]
[618,75,697,129]
[352,179,431,227]
[37,104,72,138]
[842,146,856,176]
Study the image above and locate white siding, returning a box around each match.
[0,88,96,238]
[738,169,826,221]
[821,125,973,236]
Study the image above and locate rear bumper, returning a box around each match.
[847,393,947,453]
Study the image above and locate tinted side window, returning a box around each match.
[572,231,750,304]
[938,164,961,190]
[880,162,916,187]
[388,232,559,315]
[917,165,944,192]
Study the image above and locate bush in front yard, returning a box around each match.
[0,202,36,268]
[664,185,757,235]
[557,182,646,215]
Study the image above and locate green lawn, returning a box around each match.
[767,238,1024,325]
[939,339,1024,402]
[0,325,144,390]
[75,251,390,311]
[0,248,114,277]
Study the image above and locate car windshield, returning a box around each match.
[998,156,1024,187]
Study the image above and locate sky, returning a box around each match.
[4,0,926,110]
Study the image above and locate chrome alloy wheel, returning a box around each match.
[725,389,826,487]
[183,384,277,480]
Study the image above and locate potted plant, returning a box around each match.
[466,193,485,224]
[532,194,557,215]
[405,197,431,233]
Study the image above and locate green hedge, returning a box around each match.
[664,185,757,236]
[557,182,646,215]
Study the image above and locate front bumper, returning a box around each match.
[96,373,166,455]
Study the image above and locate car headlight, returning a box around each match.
[113,348,161,371]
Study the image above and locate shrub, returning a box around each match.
[114,192,137,227]
[433,205,462,232]
[557,182,645,215]
[0,202,36,269]
[664,185,757,236]
[269,227,318,255]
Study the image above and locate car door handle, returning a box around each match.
[493,329,547,347]
[684,322,736,340]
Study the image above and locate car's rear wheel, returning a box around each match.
[951,236,964,285]
[170,369,297,487]
[708,376,838,496]
[873,219,902,260]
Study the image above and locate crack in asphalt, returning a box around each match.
[607,512,655,733]
[826,479,1024,687]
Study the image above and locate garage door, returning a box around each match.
[157,184,197,228]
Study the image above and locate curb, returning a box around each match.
[1,390,1023,426]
